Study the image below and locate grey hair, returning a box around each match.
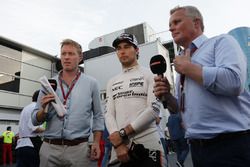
[170,6,204,32]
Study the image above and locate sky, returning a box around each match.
[0,0,249,56]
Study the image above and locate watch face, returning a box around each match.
[119,129,126,137]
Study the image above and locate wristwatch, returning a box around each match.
[119,128,128,140]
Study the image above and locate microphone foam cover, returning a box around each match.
[150,54,166,75]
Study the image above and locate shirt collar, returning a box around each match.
[58,69,81,83]
[191,34,208,49]
[122,64,139,73]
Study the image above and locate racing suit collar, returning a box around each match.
[123,64,139,73]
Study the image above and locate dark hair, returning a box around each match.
[32,90,40,102]
[7,126,11,131]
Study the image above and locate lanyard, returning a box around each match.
[60,71,81,105]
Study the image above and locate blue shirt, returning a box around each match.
[176,34,250,139]
[32,72,104,140]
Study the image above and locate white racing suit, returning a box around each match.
[105,65,166,166]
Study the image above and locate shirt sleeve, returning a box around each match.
[105,79,119,134]
[91,79,105,132]
[130,73,160,132]
[203,35,246,96]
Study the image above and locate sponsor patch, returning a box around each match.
[129,82,143,88]
[112,85,123,91]
[113,90,147,100]
[130,76,144,82]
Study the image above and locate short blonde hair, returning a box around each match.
[61,39,82,56]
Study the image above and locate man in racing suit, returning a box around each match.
[105,33,167,167]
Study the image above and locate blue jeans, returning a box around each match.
[190,133,250,167]
[173,138,189,165]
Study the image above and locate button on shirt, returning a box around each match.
[176,34,250,139]
[32,73,104,140]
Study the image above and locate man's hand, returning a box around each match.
[115,144,130,163]
[154,76,179,113]
[36,93,55,122]
[34,127,45,133]
[109,132,130,162]
[154,76,171,99]
[173,49,203,85]
[41,93,55,111]
[90,142,100,160]
[109,131,123,148]
[173,49,192,74]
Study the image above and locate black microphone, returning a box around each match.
[150,54,168,108]
[48,79,57,91]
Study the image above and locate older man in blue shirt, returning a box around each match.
[154,5,250,167]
